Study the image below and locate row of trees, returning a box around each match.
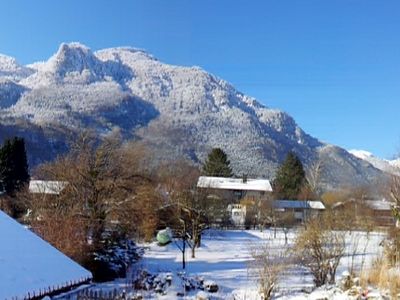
[21,134,164,280]
[7,134,227,279]
[0,140,235,278]
[13,142,309,278]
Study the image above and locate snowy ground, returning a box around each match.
[138,229,385,299]
[85,228,386,299]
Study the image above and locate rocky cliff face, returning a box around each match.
[0,43,385,189]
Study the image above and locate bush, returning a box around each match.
[293,217,345,287]
[249,243,286,299]
[89,238,143,282]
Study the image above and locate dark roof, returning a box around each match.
[273,200,325,210]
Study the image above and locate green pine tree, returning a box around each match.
[202,148,234,177]
[0,137,30,195]
[273,152,307,199]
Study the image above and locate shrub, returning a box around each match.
[249,243,286,300]
[89,238,143,282]
[293,217,345,287]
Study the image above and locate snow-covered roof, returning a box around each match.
[0,210,92,299]
[332,199,395,211]
[197,176,273,192]
[29,180,68,195]
[274,200,325,210]
[365,200,394,211]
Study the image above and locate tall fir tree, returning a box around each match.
[0,137,30,195]
[273,152,307,200]
[202,148,234,177]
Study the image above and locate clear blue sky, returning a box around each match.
[0,0,399,158]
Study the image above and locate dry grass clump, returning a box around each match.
[361,257,400,298]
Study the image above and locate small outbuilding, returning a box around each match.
[364,199,396,226]
[227,204,247,226]
[332,198,397,227]
[273,200,325,222]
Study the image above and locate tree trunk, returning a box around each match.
[329,263,337,284]
[196,233,201,248]
[183,219,188,269]
[191,245,195,258]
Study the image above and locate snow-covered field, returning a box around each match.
[134,229,385,299]
[82,228,387,299]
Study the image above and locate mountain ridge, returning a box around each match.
[349,149,400,176]
[0,43,386,190]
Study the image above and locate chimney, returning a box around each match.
[242,174,247,183]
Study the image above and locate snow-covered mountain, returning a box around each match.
[0,54,34,80]
[349,150,400,176]
[0,42,385,189]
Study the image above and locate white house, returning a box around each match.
[197,176,273,226]
[197,176,272,193]
[0,210,92,299]
[29,180,68,195]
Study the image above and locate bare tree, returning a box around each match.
[390,175,400,227]
[293,215,346,287]
[23,132,160,264]
[306,159,324,197]
[242,197,259,229]
[385,175,400,268]
[276,211,297,245]
[249,242,286,299]
[157,161,208,259]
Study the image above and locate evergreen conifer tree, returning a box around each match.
[273,152,306,199]
[202,148,233,177]
[0,137,30,195]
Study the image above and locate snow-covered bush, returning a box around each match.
[91,238,143,282]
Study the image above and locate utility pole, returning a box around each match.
[182,220,186,269]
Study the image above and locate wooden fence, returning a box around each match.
[76,289,128,300]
